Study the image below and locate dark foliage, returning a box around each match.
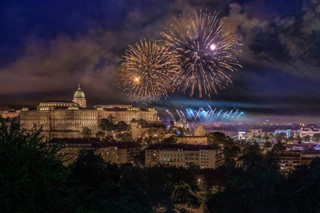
[0,119,67,213]
[2,122,320,213]
[205,145,320,213]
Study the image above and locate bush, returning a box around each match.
[0,119,68,212]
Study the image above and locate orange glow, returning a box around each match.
[134,76,140,84]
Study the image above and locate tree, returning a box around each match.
[288,135,295,141]
[171,182,201,209]
[208,132,240,167]
[71,150,111,188]
[145,166,173,210]
[131,118,138,123]
[0,119,68,212]
[276,132,287,142]
[103,135,115,142]
[99,117,116,131]
[116,121,128,131]
[82,126,92,138]
[208,132,228,144]
[175,127,185,136]
[264,141,272,149]
[303,135,311,142]
[223,145,241,167]
[163,136,177,144]
[313,133,320,142]
[205,151,284,212]
[68,150,121,212]
[137,119,147,127]
[272,141,286,153]
[116,132,131,141]
[96,130,105,139]
[133,150,145,166]
[283,158,320,212]
[117,166,152,213]
[263,134,271,141]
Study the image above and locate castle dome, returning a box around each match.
[74,84,85,99]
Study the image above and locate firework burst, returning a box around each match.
[162,10,242,98]
[119,39,180,102]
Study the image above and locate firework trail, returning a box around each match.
[188,108,197,119]
[119,39,180,102]
[237,112,244,119]
[176,109,182,120]
[232,110,238,118]
[208,105,214,115]
[167,106,244,122]
[223,111,228,118]
[166,109,176,122]
[162,10,242,98]
[180,110,187,119]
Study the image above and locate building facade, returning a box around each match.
[299,127,320,138]
[1,110,20,119]
[300,151,320,165]
[47,138,118,166]
[174,125,208,145]
[111,142,142,164]
[47,139,142,166]
[275,150,320,173]
[20,85,159,140]
[275,153,301,173]
[145,144,223,169]
[175,136,209,145]
[194,125,206,136]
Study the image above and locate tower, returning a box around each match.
[73,83,87,108]
[130,119,141,140]
[194,125,205,136]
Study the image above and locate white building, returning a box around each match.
[145,144,223,169]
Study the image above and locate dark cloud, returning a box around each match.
[227,0,320,79]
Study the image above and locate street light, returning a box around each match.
[197,178,201,197]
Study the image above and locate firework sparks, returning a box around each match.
[162,10,242,98]
[119,39,180,102]
[166,106,244,122]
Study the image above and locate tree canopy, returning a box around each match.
[0,119,68,212]
[2,119,320,212]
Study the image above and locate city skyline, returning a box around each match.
[0,0,319,122]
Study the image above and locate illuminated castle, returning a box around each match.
[20,84,159,140]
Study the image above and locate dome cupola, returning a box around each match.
[74,83,86,99]
[73,83,87,108]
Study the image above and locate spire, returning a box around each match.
[78,83,81,90]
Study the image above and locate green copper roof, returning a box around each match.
[73,83,85,99]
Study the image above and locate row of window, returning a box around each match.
[186,157,198,160]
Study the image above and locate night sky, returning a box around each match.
[0,0,319,122]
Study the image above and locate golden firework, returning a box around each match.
[119,39,180,102]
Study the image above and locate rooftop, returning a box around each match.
[146,143,219,151]
[46,138,141,149]
[175,136,207,138]
[108,142,142,149]
[46,138,116,148]
[41,100,74,103]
